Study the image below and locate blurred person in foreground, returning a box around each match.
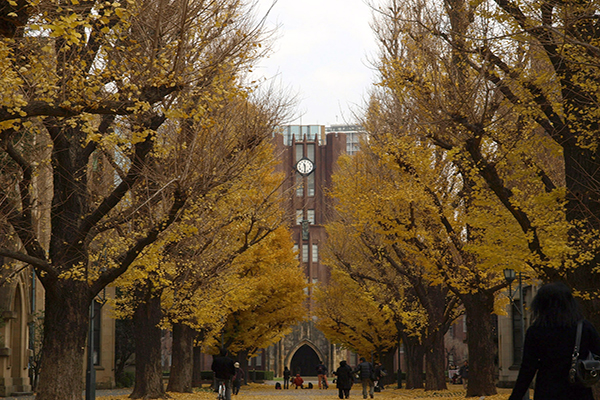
[353,357,374,399]
[211,348,236,400]
[508,282,600,400]
[334,360,353,399]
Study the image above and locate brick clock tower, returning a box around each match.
[263,125,358,378]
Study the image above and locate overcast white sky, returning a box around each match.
[252,0,379,126]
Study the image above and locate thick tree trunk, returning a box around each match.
[403,333,425,389]
[425,329,447,391]
[36,283,91,400]
[380,350,396,388]
[238,350,250,385]
[192,346,203,388]
[420,285,449,391]
[130,285,167,399]
[167,323,195,393]
[463,291,497,397]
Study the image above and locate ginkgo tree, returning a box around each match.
[324,114,541,395]
[208,226,307,359]
[162,156,305,395]
[324,148,463,390]
[366,0,583,394]
[313,268,397,361]
[369,0,600,329]
[110,106,294,398]
[0,0,285,399]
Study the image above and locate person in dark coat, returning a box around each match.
[458,360,468,389]
[283,366,291,389]
[334,360,353,399]
[508,282,600,400]
[232,362,244,395]
[373,362,386,390]
[352,357,374,399]
[211,348,236,400]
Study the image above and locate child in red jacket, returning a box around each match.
[293,374,304,389]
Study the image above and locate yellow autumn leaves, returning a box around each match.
[97,385,515,400]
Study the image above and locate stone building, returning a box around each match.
[0,261,116,396]
[259,125,363,377]
[0,263,35,396]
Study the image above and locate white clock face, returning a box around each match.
[296,159,314,175]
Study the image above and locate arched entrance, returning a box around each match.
[290,344,320,376]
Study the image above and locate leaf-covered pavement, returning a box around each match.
[97,383,514,400]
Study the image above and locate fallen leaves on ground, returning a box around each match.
[98,384,513,400]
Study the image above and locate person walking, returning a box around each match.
[373,362,386,390]
[211,348,236,400]
[508,282,600,400]
[334,360,353,399]
[232,362,244,395]
[353,357,374,399]
[316,360,329,389]
[458,360,468,390]
[283,366,291,389]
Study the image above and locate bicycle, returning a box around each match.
[217,380,226,400]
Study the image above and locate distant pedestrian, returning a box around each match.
[211,348,236,400]
[373,362,386,390]
[283,366,291,389]
[334,360,353,399]
[458,360,468,390]
[353,357,374,399]
[316,360,329,389]
[232,362,244,395]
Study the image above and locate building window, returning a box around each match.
[346,132,363,155]
[307,144,315,161]
[296,210,303,225]
[312,244,318,262]
[293,244,298,260]
[296,173,303,196]
[295,144,304,162]
[307,173,315,197]
[307,209,315,224]
[302,244,309,262]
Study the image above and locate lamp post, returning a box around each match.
[397,336,402,389]
[85,290,107,400]
[503,269,529,400]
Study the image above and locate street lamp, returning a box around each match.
[504,268,529,400]
[503,269,516,285]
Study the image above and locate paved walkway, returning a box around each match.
[0,381,322,399]
[1,388,132,400]
[0,378,390,399]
